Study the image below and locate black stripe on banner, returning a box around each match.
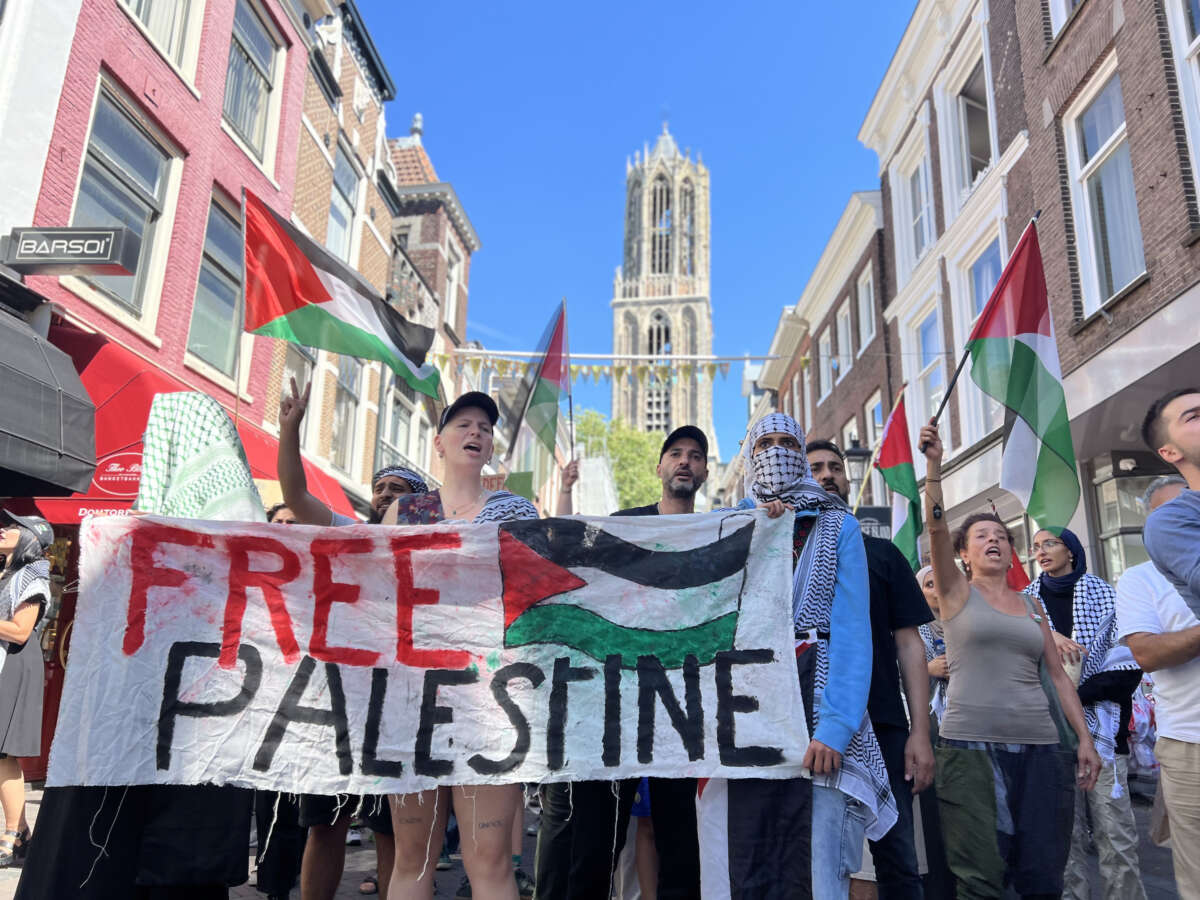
[497,515,755,589]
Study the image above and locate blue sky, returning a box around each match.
[357,0,916,460]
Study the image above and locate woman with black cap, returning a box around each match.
[0,511,54,866]
[382,391,537,900]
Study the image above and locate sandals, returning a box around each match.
[359,874,379,895]
[0,827,27,867]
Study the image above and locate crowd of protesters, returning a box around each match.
[1,385,1197,899]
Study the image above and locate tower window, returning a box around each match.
[651,175,672,275]
[624,180,641,280]
[648,310,671,356]
[680,179,695,277]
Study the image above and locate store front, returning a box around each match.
[7,318,357,779]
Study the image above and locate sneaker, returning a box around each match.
[345,827,363,846]
[514,868,535,900]
[436,850,452,871]
[455,875,472,898]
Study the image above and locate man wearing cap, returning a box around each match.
[534,425,710,900]
[276,378,423,900]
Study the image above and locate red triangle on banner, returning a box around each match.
[499,530,587,629]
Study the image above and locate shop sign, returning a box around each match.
[91,451,143,498]
[855,506,892,541]
[2,227,139,275]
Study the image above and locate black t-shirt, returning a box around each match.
[612,504,659,517]
[864,535,934,729]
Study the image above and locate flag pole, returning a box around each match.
[563,297,575,459]
[919,209,1041,452]
[851,384,906,513]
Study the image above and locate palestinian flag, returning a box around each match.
[496,516,755,669]
[501,302,568,459]
[242,190,439,398]
[967,222,1079,532]
[874,391,922,570]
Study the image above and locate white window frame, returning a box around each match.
[444,241,461,329]
[1165,1,1200,205]
[1048,0,1081,35]
[817,326,833,401]
[899,294,952,469]
[380,374,418,466]
[888,103,936,287]
[802,364,813,433]
[331,355,362,474]
[863,390,887,505]
[835,300,853,382]
[117,0,206,90]
[856,268,876,355]
[949,226,1008,447]
[1061,54,1147,317]
[933,22,1000,224]
[841,417,859,455]
[790,371,801,422]
[62,80,183,343]
[221,0,286,175]
[282,343,318,448]
[326,139,361,263]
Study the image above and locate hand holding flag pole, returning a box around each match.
[918,210,1042,453]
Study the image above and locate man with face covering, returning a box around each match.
[698,413,896,900]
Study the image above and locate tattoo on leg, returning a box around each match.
[476,818,505,829]
[395,816,424,825]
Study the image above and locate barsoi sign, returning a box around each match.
[47,512,808,795]
[1,226,139,275]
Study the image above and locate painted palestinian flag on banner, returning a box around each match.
[498,515,756,669]
[242,190,439,398]
[967,222,1079,532]
[874,390,922,570]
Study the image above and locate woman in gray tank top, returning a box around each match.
[918,421,1100,899]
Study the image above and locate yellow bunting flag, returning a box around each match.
[468,358,482,375]
[614,365,627,383]
[719,362,731,379]
[593,365,605,381]
[635,366,649,384]
[704,363,717,380]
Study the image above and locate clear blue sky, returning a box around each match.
[357,0,916,460]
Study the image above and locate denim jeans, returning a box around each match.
[812,784,867,899]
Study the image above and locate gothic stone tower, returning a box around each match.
[611,124,716,457]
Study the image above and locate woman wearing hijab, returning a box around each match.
[699,412,896,900]
[1025,528,1146,900]
[0,512,53,866]
[917,565,950,729]
[919,421,1099,898]
[382,392,538,900]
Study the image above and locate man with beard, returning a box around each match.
[534,426,710,900]
[1142,387,1200,619]
[807,440,936,900]
[276,377,428,900]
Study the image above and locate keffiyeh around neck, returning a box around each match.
[741,413,847,513]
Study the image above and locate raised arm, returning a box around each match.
[918,421,969,619]
[278,378,336,526]
[554,459,579,516]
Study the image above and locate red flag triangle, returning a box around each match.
[499,530,587,629]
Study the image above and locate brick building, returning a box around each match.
[258,0,408,512]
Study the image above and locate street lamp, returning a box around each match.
[844,438,872,505]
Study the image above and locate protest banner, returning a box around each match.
[48,510,807,795]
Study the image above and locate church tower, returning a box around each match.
[611,124,716,458]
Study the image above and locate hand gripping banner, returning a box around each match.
[48,510,808,794]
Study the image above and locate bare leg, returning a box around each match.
[454,784,521,900]
[635,817,658,900]
[387,788,449,900]
[375,831,395,897]
[0,758,25,835]
[300,816,350,900]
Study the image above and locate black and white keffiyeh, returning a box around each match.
[371,465,429,495]
[0,558,50,669]
[1024,572,1138,764]
[743,413,897,839]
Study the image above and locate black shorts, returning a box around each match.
[297,794,393,835]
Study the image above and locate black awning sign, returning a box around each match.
[2,227,140,275]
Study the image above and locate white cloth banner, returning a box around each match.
[48,510,808,794]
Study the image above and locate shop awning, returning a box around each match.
[0,305,96,495]
[17,321,357,524]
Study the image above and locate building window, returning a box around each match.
[123,0,192,65]
[835,301,853,381]
[223,0,278,159]
[331,355,361,472]
[72,92,171,314]
[417,420,431,470]
[909,161,933,261]
[817,327,833,400]
[1165,2,1200,213]
[680,179,696,277]
[857,270,876,351]
[1048,0,1082,35]
[968,239,1006,436]
[791,371,801,422]
[1065,70,1146,315]
[282,344,317,446]
[650,175,672,275]
[841,418,859,456]
[187,200,243,375]
[914,308,945,434]
[646,310,672,430]
[380,375,415,466]
[394,228,409,250]
[863,390,886,505]
[444,244,460,328]
[326,142,359,262]
[802,365,813,431]
[957,61,992,189]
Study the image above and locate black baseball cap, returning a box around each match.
[659,425,708,460]
[438,391,500,432]
[2,511,54,550]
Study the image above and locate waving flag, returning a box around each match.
[502,302,568,459]
[967,223,1078,532]
[874,391,922,570]
[498,515,756,668]
[242,190,439,398]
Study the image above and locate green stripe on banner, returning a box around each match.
[255,304,440,398]
[505,604,738,670]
